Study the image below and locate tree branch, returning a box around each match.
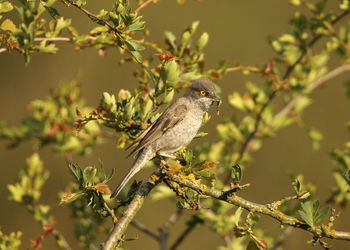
[274,64,350,120]
[135,0,155,14]
[167,174,350,241]
[158,208,184,250]
[234,10,350,165]
[63,0,120,34]
[102,170,164,250]
[0,36,99,54]
[130,220,160,241]
[169,222,196,250]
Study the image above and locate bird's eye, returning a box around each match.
[199,90,206,96]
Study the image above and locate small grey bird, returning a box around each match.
[111,77,218,198]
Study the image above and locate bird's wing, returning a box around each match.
[127,101,188,157]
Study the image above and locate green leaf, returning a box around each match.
[246,240,260,250]
[37,41,58,53]
[345,79,350,99]
[299,201,315,227]
[0,1,13,14]
[73,0,87,7]
[83,166,97,186]
[228,92,245,110]
[130,50,143,63]
[196,32,209,50]
[306,126,323,150]
[44,6,60,19]
[125,40,145,51]
[163,89,174,104]
[69,163,83,183]
[314,206,329,224]
[183,150,193,165]
[161,60,180,85]
[126,20,145,32]
[164,31,177,51]
[231,164,242,182]
[344,170,350,185]
[60,191,85,204]
[0,18,16,32]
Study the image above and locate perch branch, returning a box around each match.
[102,170,164,250]
[167,174,350,241]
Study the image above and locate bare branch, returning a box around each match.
[169,221,196,250]
[162,209,183,232]
[168,174,350,241]
[130,220,160,241]
[102,170,164,250]
[274,64,350,120]
[135,0,155,14]
[158,208,184,250]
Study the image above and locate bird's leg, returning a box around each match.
[158,152,177,166]
[158,152,177,159]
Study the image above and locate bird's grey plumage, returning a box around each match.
[111,77,218,198]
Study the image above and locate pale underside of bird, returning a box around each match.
[110,77,218,198]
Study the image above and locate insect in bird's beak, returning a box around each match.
[211,95,221,115]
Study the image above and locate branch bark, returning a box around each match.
[167,174,350,241]
[102,170,164,250]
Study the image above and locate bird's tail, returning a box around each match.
[110,149,152,198]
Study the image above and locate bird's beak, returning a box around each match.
[210,93,221,103]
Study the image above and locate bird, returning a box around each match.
[110,77,219,198]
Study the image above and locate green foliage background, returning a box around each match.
[1,0,350,249]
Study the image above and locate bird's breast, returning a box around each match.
[154,107,204,154]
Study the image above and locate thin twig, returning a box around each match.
[169,222,196,250]
[158,208,184,250]
[130,220,160,241]
[270,227,293,250]
[274,64,350,120]
[163,208,184,232]
[63,0,119,33]
[169,173,350,241]
[0,36,98,54]
[135,0,155,14]
[102,170,164,250]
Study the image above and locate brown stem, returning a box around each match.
[169,222,196,250]
[130,220,160,241]
[158,208,184,250]
[135,0,155,14]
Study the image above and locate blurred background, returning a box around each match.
[1,0,349,249]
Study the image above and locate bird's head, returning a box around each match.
[186,77,219,110]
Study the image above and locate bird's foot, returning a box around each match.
[158,152,177,160]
